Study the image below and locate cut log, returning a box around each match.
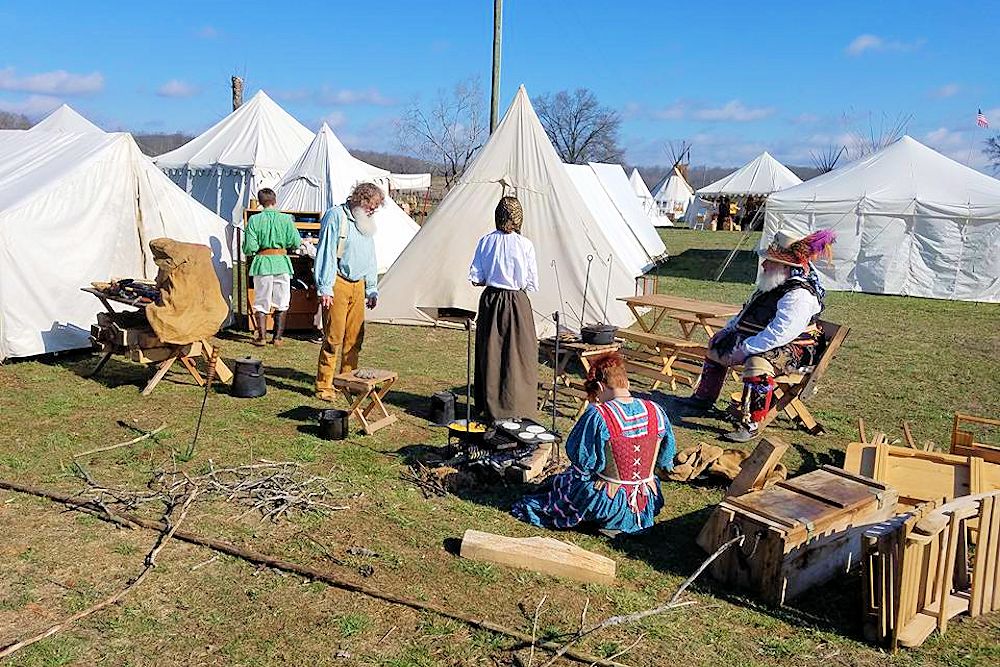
[459,529,615,584]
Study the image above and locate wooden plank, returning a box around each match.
[896,612,937,648]
[902,421,917,449]
[988,493,1000,612]
[459,529,615,584]
[725,486,836,529]
[507,443,553,483]
[727,437,789,498]
[969,495,992,616]
[778,468,878,511]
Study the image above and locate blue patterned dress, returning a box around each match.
[511,398,676,534]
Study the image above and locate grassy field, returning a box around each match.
[1,229,998,666]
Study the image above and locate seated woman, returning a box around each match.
[511,352,676,536]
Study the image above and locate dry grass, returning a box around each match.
[0,230,998,666]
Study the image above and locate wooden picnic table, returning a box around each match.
[537,337,620,418]
[618,294,741,339]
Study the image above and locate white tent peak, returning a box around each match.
[154,89,313,172]
[698,151,802,197]
[369,84,640,337]
[275,122,419,273]
[650,167,694,226]
[30,104,103,134]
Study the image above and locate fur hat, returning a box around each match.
[760,229,837,268]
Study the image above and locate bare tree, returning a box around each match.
[533,88,623,164]
[0,111,31,129]
[810,145,846,173]
[396,77,487,189]
[847,111,911,159]
[984,135,1000,172]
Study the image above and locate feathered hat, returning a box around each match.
[760,229,837,268]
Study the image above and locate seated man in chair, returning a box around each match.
[683,229,837,442]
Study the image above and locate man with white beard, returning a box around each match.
[682,229,837,442]
[313,182,384,401]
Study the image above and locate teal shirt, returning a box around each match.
[243,209,302,276]
[314,204,378,297]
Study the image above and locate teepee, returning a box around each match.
[369,86,640,337]
[274,123,420,273]
[651,167,694,225]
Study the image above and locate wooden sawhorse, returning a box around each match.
[333,370,399,435]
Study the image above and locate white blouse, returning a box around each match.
[468,230,539,292]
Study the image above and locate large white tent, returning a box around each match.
[762,136,1000,303]
[30,104,103,134]
[651,167,694,225]
[154,90,314,223]
[369,86,640,337]
[0,130,233,359]
[589,162,667,261]
[565,163,654,275]
[275,123,420,273]
[697,151,802,198]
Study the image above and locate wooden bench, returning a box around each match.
[538,379,591,419]
[730,319,849,436]
[618,328,709,390]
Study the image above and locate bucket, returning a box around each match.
[318,409,350,440]
[231,357,266,398]
[429,391,456,426]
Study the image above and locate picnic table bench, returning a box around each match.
[616,329,707,391]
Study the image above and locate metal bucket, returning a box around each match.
[430,391,456,426]
[231,357,266,398]
[318,409,350,440]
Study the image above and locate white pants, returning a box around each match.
[252,274,291,313]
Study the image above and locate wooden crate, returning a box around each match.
[697,465,898,605]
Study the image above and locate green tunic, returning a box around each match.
[242,209,302,276]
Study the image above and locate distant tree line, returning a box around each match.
[0,111,31,129]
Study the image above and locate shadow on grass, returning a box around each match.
[263,364,316,398]
[654,248,758,284]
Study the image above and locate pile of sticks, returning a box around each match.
[73,460,348,522]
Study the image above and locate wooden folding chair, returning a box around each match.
[757,319,850,436]
[333,370,399,435]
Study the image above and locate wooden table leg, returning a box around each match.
[179,357,205,386]
[87,350,114,378]
[200,340,233,383]
[142,356,178,396]
[627,304,649,332]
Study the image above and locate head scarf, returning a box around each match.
[495,196,523,233]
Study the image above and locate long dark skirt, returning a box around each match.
[474,287,538,421]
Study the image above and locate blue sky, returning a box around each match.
[1,1,997,169]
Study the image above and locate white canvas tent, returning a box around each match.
[154,90,313,223]
[697,151,802,198]
[0,130,233,360]
[683,196,714,228]
[762,136,1000,302]
[370,86,639,337]
[629,168,657,218]
[651,167,694,225]
[589,162,667,261]
[565,163,654,275]
[30,104,103,134]
[275,123,420,273]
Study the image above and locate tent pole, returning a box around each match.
[714,204,764,282]
[489,0,503,133]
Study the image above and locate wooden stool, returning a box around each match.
[332,370,399,435]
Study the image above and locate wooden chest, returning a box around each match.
[697,465,899,605]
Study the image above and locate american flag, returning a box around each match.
[977,109,989,128]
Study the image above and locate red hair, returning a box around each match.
[583,352,629,400]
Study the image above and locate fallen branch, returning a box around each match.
[537,535,745,667]
[73,422,167,459]
[0,479,627,667]
[528,595,547,667]
[0,489,197,660]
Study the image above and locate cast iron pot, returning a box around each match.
[231,357,266,398]
[318,409,350,440]
[580,324,617,345]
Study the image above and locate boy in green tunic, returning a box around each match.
[242,188,302,346]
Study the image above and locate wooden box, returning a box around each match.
[697,465,898,605]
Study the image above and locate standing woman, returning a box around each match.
[468,196,539,422]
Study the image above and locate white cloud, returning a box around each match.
[649,102,686,121]
[846,34,924,56]
[196,26,218,39]
[321,110,347,129]
[156,79,201,98]
[0,67,103,95]
[0,94,62,117]
[273,86,395,107]
[694,100,775,122]
[930,83,961,98]
[922,126,991,168]
[792,113,821,125]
